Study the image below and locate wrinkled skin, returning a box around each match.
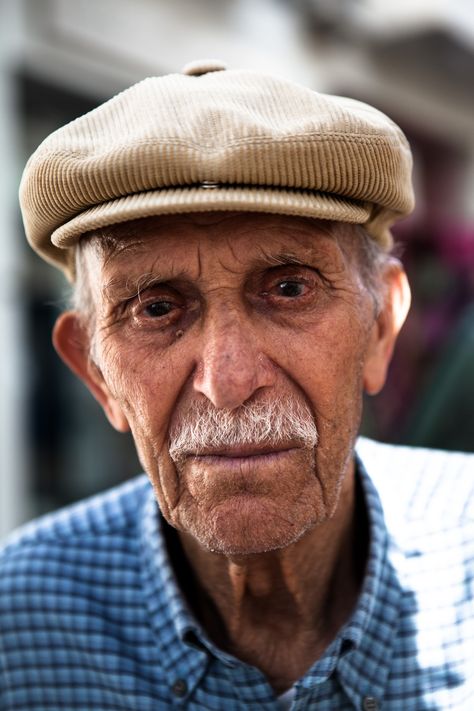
[54,212,408,690]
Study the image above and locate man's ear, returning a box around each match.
[363,261,411,395]
[52,311,130,433]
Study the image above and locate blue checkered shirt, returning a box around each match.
[1,438,473,710]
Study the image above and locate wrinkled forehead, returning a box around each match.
[78,211,352,272]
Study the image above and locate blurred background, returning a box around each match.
[1,0,473,537]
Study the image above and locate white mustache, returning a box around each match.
[168,396,318,463]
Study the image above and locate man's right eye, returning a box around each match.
[143,301,175,318]
[127,290,184,328]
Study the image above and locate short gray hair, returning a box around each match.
[338,223,397,316]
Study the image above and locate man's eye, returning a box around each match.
[275,281,306,298]
[143,301,175,318]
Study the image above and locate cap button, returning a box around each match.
[181,59,228,76]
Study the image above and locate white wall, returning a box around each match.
[0,0,30,537]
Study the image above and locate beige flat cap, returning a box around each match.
[20,60,414,280]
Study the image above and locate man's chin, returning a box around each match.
[179,496,317,556]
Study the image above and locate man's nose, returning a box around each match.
[193,311,276,410]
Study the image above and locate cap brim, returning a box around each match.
[44,186,377,278]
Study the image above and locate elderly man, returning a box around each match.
[1,61,473,710]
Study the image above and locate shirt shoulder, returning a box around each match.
[0,477,179,708]
[0,474,151,589]
[355,439,474,708]
[356,437,474,529]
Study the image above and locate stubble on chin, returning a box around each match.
[165,446,334,555]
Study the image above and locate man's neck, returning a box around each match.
[170,458,368,693]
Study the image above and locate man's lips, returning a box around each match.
[179,444,312,490]
[188,444,297,459]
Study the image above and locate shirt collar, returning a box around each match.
[138,489,210,702]
[334,455,404,705]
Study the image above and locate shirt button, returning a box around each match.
[171,679,188,697]
[362,697,379,711]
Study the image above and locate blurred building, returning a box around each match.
[1,0,473,537]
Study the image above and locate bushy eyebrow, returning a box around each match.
[255,246,340,274]
[258,251,309,267]
[102,250,328,299]
[101,272,167,303]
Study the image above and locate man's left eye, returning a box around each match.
[275,281,306,298]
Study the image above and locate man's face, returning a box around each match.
[76,213,380,555]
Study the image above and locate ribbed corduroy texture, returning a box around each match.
[19,65,415,280]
